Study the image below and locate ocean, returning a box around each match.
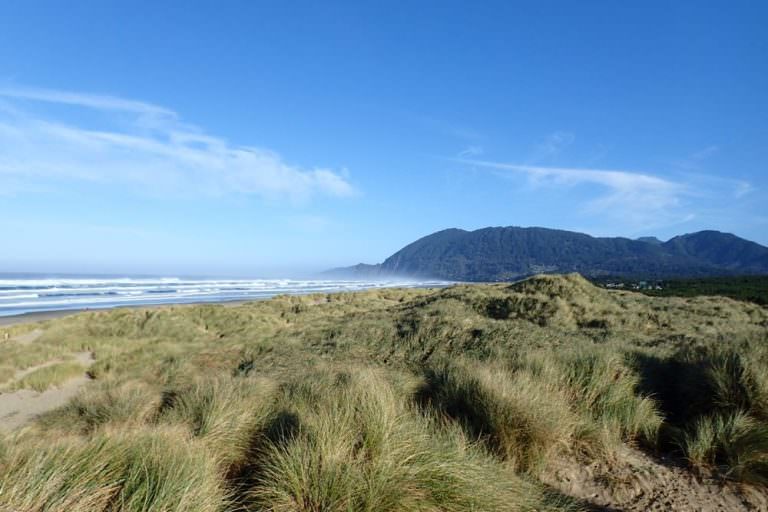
[0,274,449,317]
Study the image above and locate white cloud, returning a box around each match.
[459,159,692,229]
[0,86,355,201]
[0,86,175,117]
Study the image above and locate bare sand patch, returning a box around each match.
[0,310,81,327]
[0,375,92,431]
[11,350,93,381]
[0,349,94,431]
[545,446,768,511]
[10,328,44,345]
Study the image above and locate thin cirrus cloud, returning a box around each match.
[458,159,696,229]
[0,86,355,201]
[529,131,576,162]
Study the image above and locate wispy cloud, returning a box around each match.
[678,172,755,200]
[734,181,754,198]
[459,159,693,229]
[0,86,175,117]
[690,145,719,161]
[670,145,720,171]
[457,145,484,158]
[529,131,575,163]
[667,145,753,199]
[0,86,355,201]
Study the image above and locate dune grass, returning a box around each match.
[0,274,766,509]
[241,368,577,512]
[546,348,662,449]
[0,427,227,512]
[416,359,584,473]
[7,361,86,392]
[0,364,15,385]
[415,349,661,474]
[631,343,768,483]
[37,380,163,434]
[158,375,277,471]
[0,341,70,375]
[683,411,768,484]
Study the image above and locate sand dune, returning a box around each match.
[0,328,94,431]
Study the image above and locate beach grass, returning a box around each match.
[0,274,766,509]
[0,427,227,512]
[6,361,86,392]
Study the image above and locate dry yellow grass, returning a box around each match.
[8,361,86,392]
[0,274,766,510]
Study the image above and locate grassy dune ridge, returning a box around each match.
[1,273,767,510]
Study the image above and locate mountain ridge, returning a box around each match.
[326,226,768,281]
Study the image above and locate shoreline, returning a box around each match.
[0,309,81,326]
[0,283,451,327]
[0,299,254,327]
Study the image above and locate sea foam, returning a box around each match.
[0,275,447,317]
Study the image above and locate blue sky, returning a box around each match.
[0,1,766,276]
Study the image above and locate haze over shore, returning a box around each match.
[0,274,447,318]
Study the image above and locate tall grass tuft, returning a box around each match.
[158,375,276,470]
[0,427,227,512]
[633,344,768,481]
[683,411,768,484]
[547,348,662,449]
[417,349,661,472]
[37,380,161,434]
[416,359,584,473]
[244,368,573,511]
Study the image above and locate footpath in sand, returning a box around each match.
[0,328,94,431]
[545,444,768,511]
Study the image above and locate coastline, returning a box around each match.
[0,276,450,328]
[0,281,452,327]
[0,299,253,327]
[0,309,81,326]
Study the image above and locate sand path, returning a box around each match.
[10,328,44,345]
[0,375,91,431]
[11,350,94,381]
[0,328,94,431]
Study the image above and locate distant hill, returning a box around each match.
[328,263,382,278]
[326,226,768,281]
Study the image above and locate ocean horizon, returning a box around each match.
[0,273,449,317]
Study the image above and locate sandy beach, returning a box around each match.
[0,299,254,328]
[0,309,82,327]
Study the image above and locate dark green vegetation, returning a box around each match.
[328,226,768,281]
[635,275,768,306]
[1,274,767,510]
